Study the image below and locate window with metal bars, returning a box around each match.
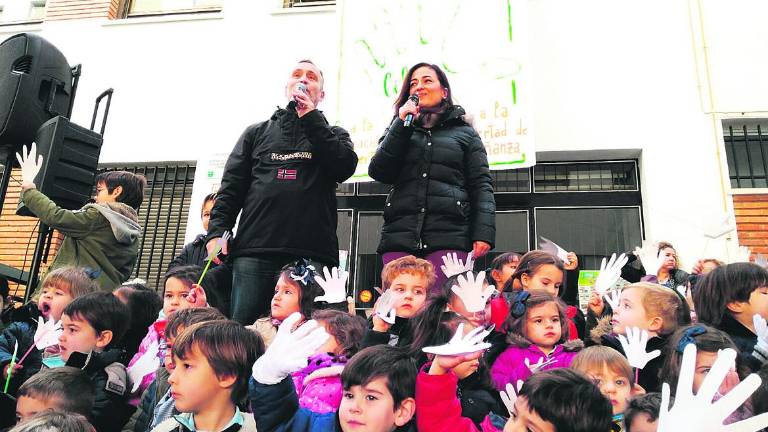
[98,162,196,291]
[723,119,768,188]
[533,161,638,192]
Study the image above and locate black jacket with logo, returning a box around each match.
[208,107,358,265]
[368,105,495,254]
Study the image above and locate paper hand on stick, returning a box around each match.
[634,241,664,276]
[314,266,348,304]
[440,252,475,278]
[499,380,524,417]
[604,289,621,312]
[422,323,491,356]
[451,271,495,313]
[34,316,62,350]
[374,289,400,325]
[15,143,43,185]
[594,253,628,296]
[657,345,768,432]
[127,342,160,393]
[619,327,661,369]
[524,357,557,373]
[539,237,570,262]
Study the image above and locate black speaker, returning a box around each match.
[17,116,103,217]
[0,33,72,161]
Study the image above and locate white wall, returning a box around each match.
[1,0,763,265]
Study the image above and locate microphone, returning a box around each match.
[288,82,308,111]
[403,94,419,127]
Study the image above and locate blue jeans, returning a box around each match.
[231,254,330,325]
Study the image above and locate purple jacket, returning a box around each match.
[291,352,347,414]
[490,337,582,390]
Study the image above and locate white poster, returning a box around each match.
[337,0,535,182]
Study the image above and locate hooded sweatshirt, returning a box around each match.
[21,188,142,291]
[490,332,583,390]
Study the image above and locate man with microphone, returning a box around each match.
[206,60,358,324]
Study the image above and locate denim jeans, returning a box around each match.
[231,254,330,325]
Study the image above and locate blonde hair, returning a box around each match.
[571,346,634,386]
[381,255,436,290]
[40,267,98,299]
[625,282,685,335]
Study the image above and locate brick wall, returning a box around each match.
[733,194,768,257]
[45,0,121,21]
[0,168,62,297]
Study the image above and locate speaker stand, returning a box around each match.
[23,223,51,302]
[0,152,13,218]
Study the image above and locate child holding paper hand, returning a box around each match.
[0,267,97,396]
[490,291,583,390]
[126,265,207,406]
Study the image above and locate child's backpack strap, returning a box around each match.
[104,362,128,396]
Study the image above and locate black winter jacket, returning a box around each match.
[208,107,358,265]
[168,234,208,269]
[369,106,495,254]
[0,307,40,396]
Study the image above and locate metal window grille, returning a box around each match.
[533,161,638,192]
[98,162,196,291]
[492,168,531,193]
[723,120,768,188]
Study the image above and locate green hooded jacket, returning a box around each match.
[21,188,142,292]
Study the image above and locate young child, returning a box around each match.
[58,291,133,432]
[154,320,263,432]
[247,260,323,348]
[11,410,96,432]
[291,309,367,414]
[623,393,662,432]
[168,192,217,269]
[0,267,97,395]
[408,312,505,428]
[416,358,613,432]
[113,279,162,360]
[658,324,753,424]
[591,282,687,392]
[491,291,582,390]
[126,307,227,432]
[570,346,644,430]
[14,366,95,425]
[17,154,147,291]
[251,334,418,432]
[125,265,206,405]
[363,255,435,348]
[693,262,768,371]
[487,252,521,290]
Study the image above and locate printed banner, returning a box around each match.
[337,0,535,182]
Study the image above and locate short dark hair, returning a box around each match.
[201,193,217,216]
[311,309,367,358]
[18,367,95,417]
[173,320,264,403]
[694,262,768,326]
[519,368,613,432]
[62,292,131,349]
[94,171,147,210]
[113,284,162,358]
[393,63,453,117]
[341,345,417,409]
[166,307,226,340]
[163,265,203,293]
[9,410,95,432]
[624,393,664,432]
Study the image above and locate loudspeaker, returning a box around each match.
[0,33,72,160]
[17,116,103,217]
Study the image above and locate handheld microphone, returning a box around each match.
[403,94,419,127]
[289,83,308,110]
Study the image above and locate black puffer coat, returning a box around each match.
[368,105,495,254]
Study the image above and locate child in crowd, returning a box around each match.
[364,255,435,348]
[58,291,133,432]
[168,192,217,269]
[623,393,662,432]
[409,312,505,428]
[15,367,95,425]
[291,309,367,413]
[570,346,644,430]
[124,307,227,432]
[658,324,753,424]
[416,352,613,432]
[10,410,96,432]
[491,291,583,390]
[126,265,206,405]
[154,320,263,432]
[590,282,687,392]
[16,150,147,291]
[487,252,521,290]
[693,262,768,371]
[250,313,418,432]
[248,260,323,348]
[0,267,97,395]
[113,280,162,360]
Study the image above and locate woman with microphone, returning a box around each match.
[369,62,496,291]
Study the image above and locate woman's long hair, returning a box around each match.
[392,62,454,116]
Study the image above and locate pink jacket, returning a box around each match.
[490,335,582,390]
[126,318,166,406]
[291,353,347,413]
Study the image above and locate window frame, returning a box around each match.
[120,0,223,19]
